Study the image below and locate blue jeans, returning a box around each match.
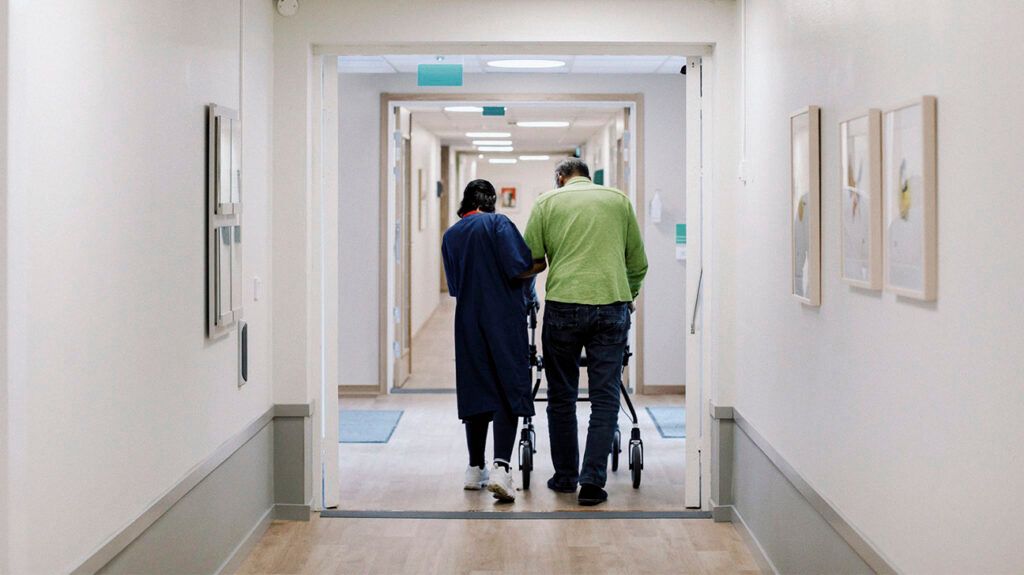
[543,301,630,488]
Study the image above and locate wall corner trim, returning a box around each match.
[709,401,734,420]
[71,403,312,575]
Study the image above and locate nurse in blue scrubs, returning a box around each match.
[441,179,540,503]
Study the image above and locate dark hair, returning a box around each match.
[458,179,497,217]
[555,158,590,180]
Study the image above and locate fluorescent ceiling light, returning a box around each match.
[487,59,567,69]
[444,106,484,113]
[471,140,512,146]
[466,131,511,138]
[516,121,570,128]
[489,158,518,164]
[477,154,484,158]
[477,146,514,152]
[519,155,551,161]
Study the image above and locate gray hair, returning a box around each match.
[555,158,590,180]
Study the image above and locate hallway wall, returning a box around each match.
[337,73,687,391]
[5,1,275,572]
[728,1,1024,572]
[0,1,8,570]
[409,118,443,338]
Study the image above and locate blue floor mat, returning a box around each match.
[645,406,686,438]
[339,410,404,443]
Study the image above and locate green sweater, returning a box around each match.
[524,176,648,305]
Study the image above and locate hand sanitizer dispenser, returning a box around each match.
[649,190,663,224]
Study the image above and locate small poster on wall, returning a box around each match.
[500,187,518,211]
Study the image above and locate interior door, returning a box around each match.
[439,146,450,292]
[392,108,412,388]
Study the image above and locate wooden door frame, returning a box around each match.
[377,93,645,395]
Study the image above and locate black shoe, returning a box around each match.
[547,476,577,493]
[578,484,607,506]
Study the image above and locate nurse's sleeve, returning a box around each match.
[441,234,458,297]
[495,216,533,279]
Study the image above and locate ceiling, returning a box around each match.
[339,54,686,75]
[405,103,625,153]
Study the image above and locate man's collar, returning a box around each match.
[566,176,592,186]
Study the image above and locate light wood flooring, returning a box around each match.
[339,393,686,512]
[235,514,761,575]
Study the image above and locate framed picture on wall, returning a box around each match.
[883,96,937,300]
[417,169,427,230]
[839,110,883,289]
[791,106,821,306]
[500,186,518,211]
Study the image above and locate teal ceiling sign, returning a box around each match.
[417,64,463,87]
[482,106,506,116]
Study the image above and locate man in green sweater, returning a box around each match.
[523,158,648,506]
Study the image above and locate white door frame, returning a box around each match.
[309,42,716,512]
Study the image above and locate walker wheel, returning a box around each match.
[630,442,643,489]
[611,429,621,471]
[519,439,533,490]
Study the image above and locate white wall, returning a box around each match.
[729,1,1024,572]
[6,2,275,572]
[274,0,739,415]
[338,72,686,391]
[0,0,8,570]
[408,117,443,337]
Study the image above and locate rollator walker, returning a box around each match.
[518,300,644,490]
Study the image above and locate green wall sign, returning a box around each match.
[417,64,463,87]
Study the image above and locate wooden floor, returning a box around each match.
[339,393,686,512]
[236,515,761,574]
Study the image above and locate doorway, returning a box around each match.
[317,49,712,514]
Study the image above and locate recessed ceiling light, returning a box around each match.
[444,106,484,113]
[477,146,514,152]
[516,121,570,128]
[466,131,511,138]
[487,59,566,69]
[478,154,484,158]
[519,155,551,161]
[489,158,518,164]
[471,140,512,146]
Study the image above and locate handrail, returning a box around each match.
[690,267,703,335]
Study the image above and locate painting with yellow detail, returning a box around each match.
[884,104,925,293]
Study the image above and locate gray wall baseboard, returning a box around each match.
[73,403,313,575]
[711,403,897,575]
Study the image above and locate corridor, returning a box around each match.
[4,2,1023,575]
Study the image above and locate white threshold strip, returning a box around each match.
[319,510,711,520]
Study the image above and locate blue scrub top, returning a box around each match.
[441,212,536,420]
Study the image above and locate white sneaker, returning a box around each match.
[487,462,516,502]
[464,465,489,490]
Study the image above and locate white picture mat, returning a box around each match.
[840,110,882,289]
[883,96,937,300]
[791,106,821,306]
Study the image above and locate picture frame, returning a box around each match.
[500,186,518,211]
[882,96,937,301]
[839,110,883,289]
[791,106,821,306]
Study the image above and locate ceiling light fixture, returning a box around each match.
[444,106,484,113]
[478,154,484,158]
[487,59,567,69]
[519,155,551,161]
[477,146,514,152]
[488,158,518,164]
[471,140,512,146]
[466,131,511,138]
[516,121,570,128]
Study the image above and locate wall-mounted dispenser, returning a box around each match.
[238,321,248,387]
